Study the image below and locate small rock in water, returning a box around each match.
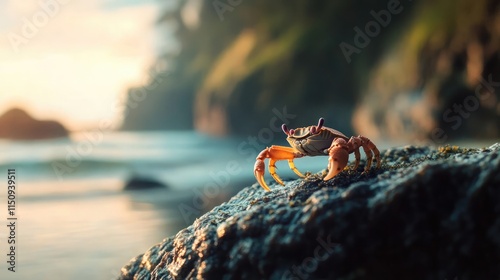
[123,176,167,191]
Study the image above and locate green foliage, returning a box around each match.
[121,0,498,139]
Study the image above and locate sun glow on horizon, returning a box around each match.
[0,0,161,131]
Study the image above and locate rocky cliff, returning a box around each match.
[120,0,499,141]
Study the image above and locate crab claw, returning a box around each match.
[254,159,270,191]
[324,138,349,181]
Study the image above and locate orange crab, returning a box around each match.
[254,117,381,191]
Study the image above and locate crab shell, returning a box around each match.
[286,126,349,156]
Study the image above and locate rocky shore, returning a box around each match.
[118,143,500,280]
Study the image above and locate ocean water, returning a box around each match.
[0,130,336,280]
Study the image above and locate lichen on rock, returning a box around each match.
[118,143,500,280]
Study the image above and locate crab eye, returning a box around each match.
[309,117,324,134]
[289,129,295,135]
[281,124,289,135]
[317,117,324,129]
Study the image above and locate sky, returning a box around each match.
[0,0,163,131]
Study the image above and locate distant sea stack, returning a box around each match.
[0,108,68,140]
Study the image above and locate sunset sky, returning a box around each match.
[0,0,164,131]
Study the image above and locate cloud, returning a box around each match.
[0,0,159,130]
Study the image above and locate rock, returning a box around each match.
[123,176,167,191]
[118,143,500,280]
[353,0,500,142]
[0,108,68,140]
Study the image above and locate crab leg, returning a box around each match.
[254,145,303,191]
[356,136,381,170]
[269,158,284,185]
[288,159,305,178]
[353,148,361,170]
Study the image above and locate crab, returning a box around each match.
[254,117,381,191]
